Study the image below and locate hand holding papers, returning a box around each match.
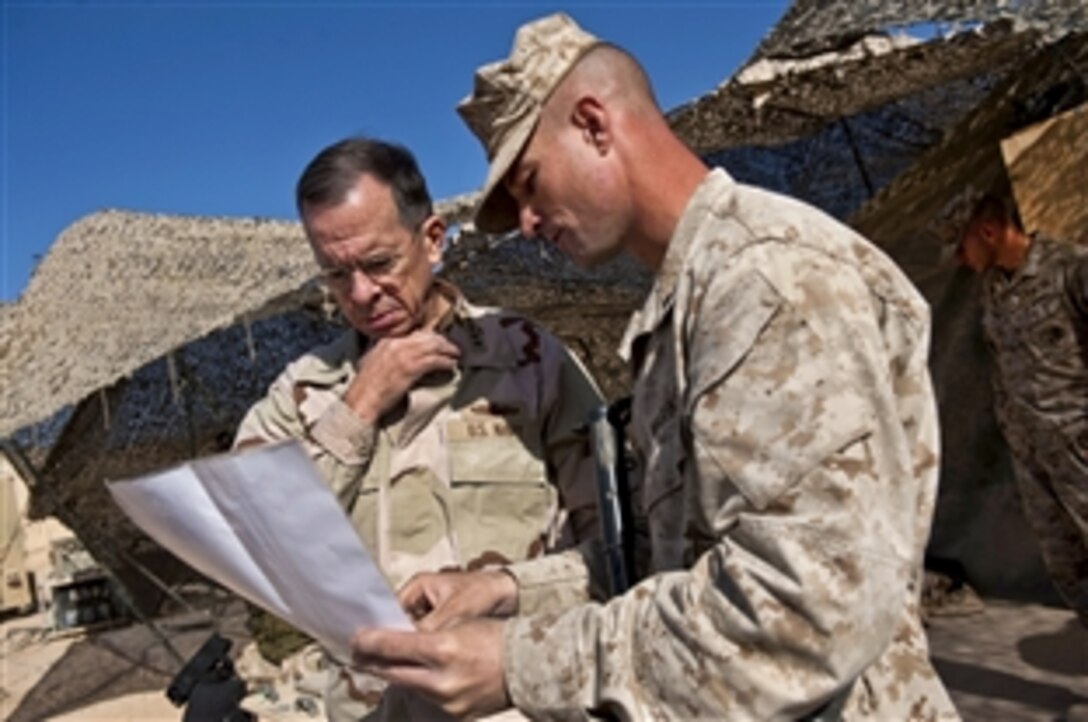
[107,440,411,662]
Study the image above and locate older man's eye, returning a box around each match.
[362,257,395,276]
[321,268,349,284]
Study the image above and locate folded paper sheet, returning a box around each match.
[107,440,411,662]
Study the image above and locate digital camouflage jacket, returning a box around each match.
[502,170,959,721]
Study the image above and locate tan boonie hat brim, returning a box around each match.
[457,13,601,234]
[474,113,539,235]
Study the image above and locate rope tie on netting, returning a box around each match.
[99,388,111,431]
[243,315,257,363]
[167,352,181,406]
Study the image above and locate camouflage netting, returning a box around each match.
[707,72,1001,220]
[4,1,1087,616]
[0,212,313,439]
[669,20,1031,155]
[757,0,1084,57]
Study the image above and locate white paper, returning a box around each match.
[107,440,411,662]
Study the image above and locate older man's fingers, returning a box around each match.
[361,660,440,689]
[351,628,433,668]
[397,574,437,619]
[416,596,471,632]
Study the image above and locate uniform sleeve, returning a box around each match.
[234,363,378,503]
[539,336,606,544]
[1069,252,1088,319]
[506,540,608,616]
[503,336,610,614]
[503,256,920,720]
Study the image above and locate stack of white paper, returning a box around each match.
[107,440,411,662]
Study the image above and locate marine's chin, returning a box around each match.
[569,243,623,270]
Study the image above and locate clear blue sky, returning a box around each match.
[2,1,788,301]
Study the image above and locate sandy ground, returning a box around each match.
[0,598,252,722]
[0,595,1085,721]
[928,600,1088,721]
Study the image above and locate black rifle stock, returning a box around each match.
[587,398,634,597]
[167,632,252,722]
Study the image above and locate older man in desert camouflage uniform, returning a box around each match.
[235,137,603,720]
[958,193,1088,627]
[351,14,958,721]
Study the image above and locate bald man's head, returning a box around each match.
[541,44,659,129]
[459,16,674,235]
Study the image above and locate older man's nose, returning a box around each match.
[348,270,382,305]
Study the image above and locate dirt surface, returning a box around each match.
[928,600,1088,721]
[0,598,251,722]
[1,595,1085,720]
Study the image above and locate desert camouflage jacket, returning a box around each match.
[502,169,959,721]
[982,234,1088,455]
[236,282,602,720]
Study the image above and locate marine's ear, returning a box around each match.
[571,95,613,155]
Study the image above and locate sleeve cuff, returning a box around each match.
[309,399,377,466]
[507,549,593,616]
[502,607,595,719]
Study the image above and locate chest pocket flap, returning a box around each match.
[686,270,875,510]
[447,410,547,484]
[686,269,782,408]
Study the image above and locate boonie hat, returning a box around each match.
[457,13,601,234]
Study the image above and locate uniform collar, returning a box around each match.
[619,168,735,362]
[435,280,519,369]
[985,233,1048,293]
[1014,233,1049,281]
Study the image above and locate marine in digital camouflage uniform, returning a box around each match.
[959,194,1088,627]
[351,14,959,721]
[235,137,603,721]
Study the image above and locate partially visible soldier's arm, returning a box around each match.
[541,338,605,543]
[234,361,377,505]
[1069,253,1088,319]
[503,335,612,615]
[233,357,379,666]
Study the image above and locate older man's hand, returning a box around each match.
[351,619,510,719]
[344,330,460,423]
[398,569,519,631]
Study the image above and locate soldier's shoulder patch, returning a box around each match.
[498,316,542,366]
